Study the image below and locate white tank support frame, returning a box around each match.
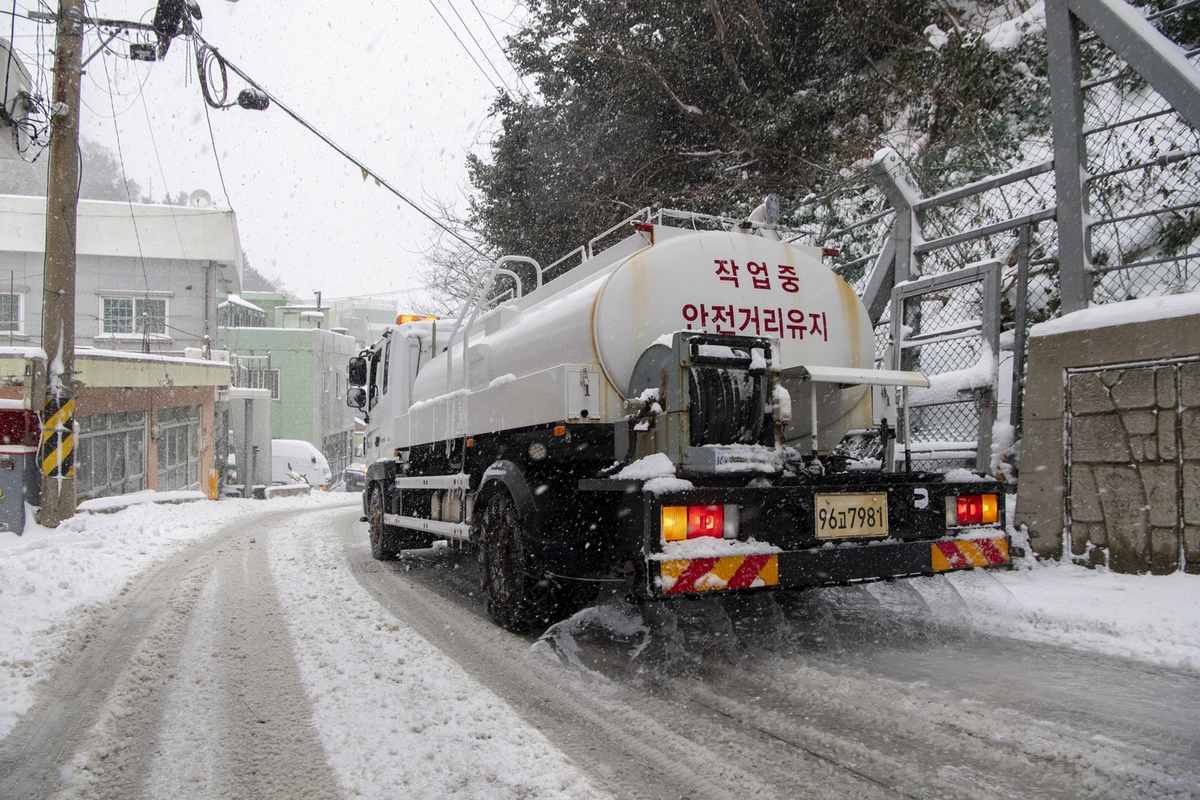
[789,365,930,458]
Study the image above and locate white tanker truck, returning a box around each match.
[347,204,1010,631]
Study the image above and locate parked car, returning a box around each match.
[343,461,367,492]
[272,439,332,489]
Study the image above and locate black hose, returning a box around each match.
[196,44,232,109]
[689,367,762,446]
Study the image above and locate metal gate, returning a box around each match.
[1065,357,1199,573]
[889,261,1002,474]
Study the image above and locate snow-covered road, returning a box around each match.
[1,495,1198,798]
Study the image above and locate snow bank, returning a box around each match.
[1030,291,1200,337]
[76,489,208,513]
[267,510,608,800]
[949,564,1200,671]
[0,492,356,741]
[615,453,675,480]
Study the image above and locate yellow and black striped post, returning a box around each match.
[39,396,76,482]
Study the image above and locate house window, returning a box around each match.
[102,297,167,335]
[0,294,23,333]
[247,368,281,400]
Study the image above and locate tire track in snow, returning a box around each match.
[141,530,341,799]
[337,508,1200,799]
[270,507,613,800]
[0,509,340,800]
[334,510,901,800]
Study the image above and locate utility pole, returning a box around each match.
[38,0,85,526]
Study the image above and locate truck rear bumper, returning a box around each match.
[654,535,1010,596]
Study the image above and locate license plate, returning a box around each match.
[815,493,888,539]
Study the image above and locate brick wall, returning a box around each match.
[1064,362,1200,573]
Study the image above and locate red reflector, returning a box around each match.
[687,505,723,538]
[822,247,840,257]
[634,221,653,232]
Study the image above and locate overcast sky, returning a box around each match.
[7,0,528,308]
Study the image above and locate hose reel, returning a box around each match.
[623,332,780,467]
[687,365,765,446]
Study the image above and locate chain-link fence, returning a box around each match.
[794,147,1053,472]
[786,0,1199,475]
[1080,0,1200,303]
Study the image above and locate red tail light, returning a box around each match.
[687,505,723,538]
[950,494,999,526]
[662,504,739,542]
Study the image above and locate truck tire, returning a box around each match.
[477,488,598,632]
[482,488,570,631]
[368,486,403,561]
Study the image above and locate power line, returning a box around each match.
[100,49,170,360]
[192,36,487,259]
[465,0,532,96]
[421,0,510,96]
[442,0,516,96]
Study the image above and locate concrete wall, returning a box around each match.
[1016,310,1200,574]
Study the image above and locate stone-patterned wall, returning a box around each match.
[1066,362,1200,573]
[1017,307,1200,573]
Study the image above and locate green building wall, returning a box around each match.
[221,326,358,478]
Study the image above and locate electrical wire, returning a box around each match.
[200,90,233,211]
[1,0,52,161]
[441,0,514,96]
[191,36,487,258]
[3,0,17,108]
[101,47,171,362]
[421,0,510,96]
[465,0,532,96]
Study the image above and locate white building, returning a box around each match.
[0,194,243,353]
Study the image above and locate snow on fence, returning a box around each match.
[790,0,1200,475]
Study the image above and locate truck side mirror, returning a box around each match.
[346,386,367,409]
[347,356,368,387]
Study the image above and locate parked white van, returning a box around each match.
[272,439,332,489]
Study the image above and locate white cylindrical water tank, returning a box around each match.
[410,230,874,435]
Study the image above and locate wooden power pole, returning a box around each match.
[38,0,84,526]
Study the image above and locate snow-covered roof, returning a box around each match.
[0,194,244,281]
[1030,292,1200,338]
[0,345,48,361]
[220,294,266,313]
[73,346,235,369]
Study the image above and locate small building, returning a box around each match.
[0,193,242,507]
[222,326,357,480]
[0,347,230,502]
[329,296,398,348]
[235,291,294,327]
[0,193,242,354]
[218,294,268,328]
